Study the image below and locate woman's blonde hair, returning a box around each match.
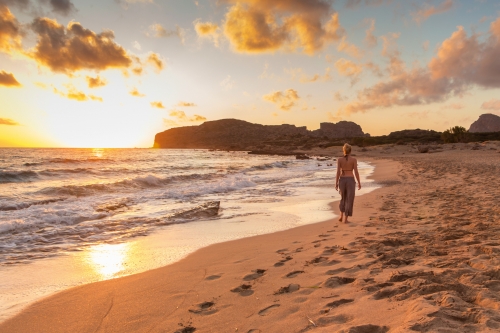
[343,143,352,156]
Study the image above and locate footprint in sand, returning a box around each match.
[323,276,356,288]
[258,304,280,316]
[325,298,354,309]
[305,256,329,266]
[275,256,293,267]
[243,269,266,281]
[326,267,349,275]
[230,284,254,296]
[174,326,196,333]
[188,301,217,315]
[316,314,353,326]
[285,270,304,278]
[274,284,300,295]
[247,329,261,333]
[205,274,222,281]
[343,324,389,333]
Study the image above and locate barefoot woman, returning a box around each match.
[335,143,361,223]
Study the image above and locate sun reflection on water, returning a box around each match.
[86,243,129,280]
[92,148,104,158]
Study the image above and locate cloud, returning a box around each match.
[334,91,347,101]
[0,5,23,53]
[221,0,345,54]
[0,70,21,86]
[364,19,377,48]
[340,18,500,114]
[44,0,76,16]
[0,117,19,125]
[407,110,430,119]
[337,36,362,58]
[194,20,221,46]
[327,111,342,122]
[53,85,102,101]
[29,18,133,74]
[263,89,300,111]
[285,67,331,83]
[177,101,197,107]
[132,41,141,50]
[345,0,390,9]
[412,0,454,24]
[169,109,207,122]
[86,75,107,88]
[148,23,185,43]
[335,58,363,84]
[146,52,164,72]
[129,87,145,97]
[481,99,500,111]
[220,75,235,90]
[151,101,165,109]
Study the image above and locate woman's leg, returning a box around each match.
[344,178,356,223]
[339,178,346,221]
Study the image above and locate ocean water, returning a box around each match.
[0,148,376,320]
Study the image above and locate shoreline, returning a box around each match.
[0,157,392,332]
[2,144,500,332]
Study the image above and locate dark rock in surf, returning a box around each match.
[170,201,220,220]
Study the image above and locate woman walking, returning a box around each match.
[335,143,361,223]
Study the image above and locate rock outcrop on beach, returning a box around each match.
[469,113,500,133]
[154,119,366,149]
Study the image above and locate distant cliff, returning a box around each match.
[153,119,367,149]
[469,114,500,133]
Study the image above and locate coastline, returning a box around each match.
[0,156,392,331]
[2,143,500,332]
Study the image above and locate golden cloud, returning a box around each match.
[177,101,197,107]
[0,117,19,125]
[53,85,102,102]
[0,70,20,86]
[29,18,132,74]
[339,18,500,114]
[335,58,362,76]
[194,21,221,47]
[412,0,454,24]
[169,109,207,122]
[151,101,165,109]
[146,53,164,72]
[129,87,145,97]
[0,5,23,53]
[222,0,345,54]
[86,75,107,88]
[285,67,331,83]
[337,36,362,58]
[263,89,299,111]
[148,23,183,39]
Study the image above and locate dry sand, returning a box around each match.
[1,142,500,333]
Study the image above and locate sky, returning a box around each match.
[1,0,500,148]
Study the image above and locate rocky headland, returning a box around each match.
[154,119,367,151]
[469,113,500,133]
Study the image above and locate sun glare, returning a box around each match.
[86,243,130,280]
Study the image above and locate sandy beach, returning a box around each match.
[2,142,500,333]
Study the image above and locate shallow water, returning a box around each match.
[0,148,376,321]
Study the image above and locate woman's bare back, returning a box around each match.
[338,156,357,177]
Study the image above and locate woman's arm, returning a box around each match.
[354,159,361,190]
[335,158,341,190]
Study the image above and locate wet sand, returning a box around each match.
[1,142,500,332]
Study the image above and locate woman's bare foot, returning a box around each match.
[344,217,349,223]
[339,213,343,222]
